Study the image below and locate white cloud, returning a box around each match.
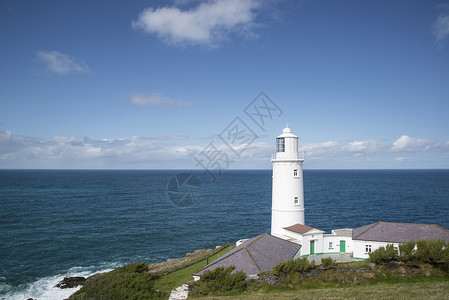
[37,51,90,75]
[1,128,448,169]
[0,129,203,169]
[132,0,261,47]
[342,140,378,153]
[391,135,429,152]
[434,6,449,48]
[129,93,192,108]
[299,141,340,158]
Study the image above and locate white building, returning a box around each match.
[270,126,449,259]
[271,126,305,238]
[193,127,449,280]
[351,221,449,259]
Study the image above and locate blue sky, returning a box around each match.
[1,0,448,169]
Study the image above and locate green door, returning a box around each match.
[310,240,315,255]
[340,240,346,253]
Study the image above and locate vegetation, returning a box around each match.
[69,262,162,300]
[415,240,449,264]
[188,258,449,298]
[190,266,247,296]
[69,240,449,299]
[369,239,449,265]
[273,257,315,275]
[368,244,399,264]
[190,240,449,298]
[152,245,234,294]
[192,280,449,300]
[69,245,234,300]
[320,257,336,268]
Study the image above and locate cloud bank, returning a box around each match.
[37,51,90,75]
[1,129,448,169]
[132,0,261,47]
[391,135,430,151]
[0,129,197,169]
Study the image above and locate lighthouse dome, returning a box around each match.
[277,126,298,138]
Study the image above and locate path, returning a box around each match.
[168,284,189,300]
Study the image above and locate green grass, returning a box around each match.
[70,245,449,300]
[196,279,449,299]
[69,245,234,300]
[153,245,234,294]
[189,258,449,299]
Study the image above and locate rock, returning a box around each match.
[85,272,105,284]
[55,276,86,289]
[256,273,282,285]
[169,284,189,300]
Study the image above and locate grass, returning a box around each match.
[152,245,235,294]
[70,243,449,299]
[189,257,449,299]
[196,280,449,299]
[69,245,235,300]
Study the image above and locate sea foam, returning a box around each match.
[1,264,119,300]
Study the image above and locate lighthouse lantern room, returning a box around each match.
[271,126,305,238]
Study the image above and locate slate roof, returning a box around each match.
[283,223,317,234]
[194,233,301,277]
[352,221,449,243]
[331,229,353,237]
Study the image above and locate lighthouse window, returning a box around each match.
[276,138,285,152]
[293,169,298,177]
[294,196,299,205]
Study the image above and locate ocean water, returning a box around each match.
[0,169,448,299]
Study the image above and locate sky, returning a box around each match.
[0,0,448,169]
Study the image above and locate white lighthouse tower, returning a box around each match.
[271,125,305,238]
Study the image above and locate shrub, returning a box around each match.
[415,240,432,262]
[274,257,315,275]
[399,240,416,262]
[321,257,335,268]
[399,239,449,264]
[192,266,247,295]
[369,244,398,264]
[416,239,449,264]
[70,262,163,300]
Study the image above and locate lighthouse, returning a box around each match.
[271,126,305,238]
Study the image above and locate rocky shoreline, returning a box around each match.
[52,245,225,299]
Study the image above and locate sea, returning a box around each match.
[1,169,448,299]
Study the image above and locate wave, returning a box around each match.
[0,263,121,300]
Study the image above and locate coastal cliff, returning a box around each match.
[67,246,227,299]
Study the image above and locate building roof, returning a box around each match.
[194,233,301,277]
[330,228,353,237]
[352,221,449,243]
[283,223,316,234]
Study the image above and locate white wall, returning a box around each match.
[353,240,400,259]
[271,161,304,236]
[300,230,324,256]
[322,235,353,254]
[280,229,325,256]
